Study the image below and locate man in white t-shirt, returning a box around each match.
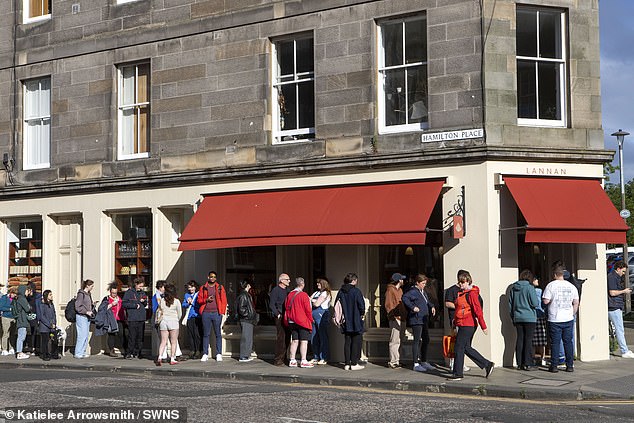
[543,265,579,373]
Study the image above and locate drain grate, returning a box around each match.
[520,378,572,387]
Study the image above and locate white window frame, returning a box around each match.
[271,35,315,144]
[377,16,429,134]
[516,8,567,128]
[22,77,51,170]
[117,63,150,161]
[23,0,51,24]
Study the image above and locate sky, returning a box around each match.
[600,0,634,182]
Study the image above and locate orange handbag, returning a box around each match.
[443,334,456,358]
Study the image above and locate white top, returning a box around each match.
[158,297,183,322]
[310,291,331,310]
[543,279,579,323]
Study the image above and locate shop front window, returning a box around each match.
[224,246,277,325]
[113,214,152,290]
[371,245,443,329]
[7,221,43,291]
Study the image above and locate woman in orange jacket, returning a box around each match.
[449,270,494,381]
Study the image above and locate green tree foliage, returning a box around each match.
[605,167,634,245]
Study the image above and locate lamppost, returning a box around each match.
[612,129,631,314]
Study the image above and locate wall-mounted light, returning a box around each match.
[405,246,414,256]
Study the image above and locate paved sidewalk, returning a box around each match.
[1,353,634,401]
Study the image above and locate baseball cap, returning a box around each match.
[391,273,406,282]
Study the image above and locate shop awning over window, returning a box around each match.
[504,176,628,244]
[178,180,445,250]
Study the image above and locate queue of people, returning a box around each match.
[0,259,626,379]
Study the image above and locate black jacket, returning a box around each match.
[122,289,148,322]
[236,290,258,324]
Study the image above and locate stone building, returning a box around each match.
[0,0,623,364]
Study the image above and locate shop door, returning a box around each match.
[56,217,83,309]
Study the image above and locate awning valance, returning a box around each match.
[178,180,445,250]
[504,176,628,244]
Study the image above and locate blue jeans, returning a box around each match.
[16,327,27,353]
[75,314,90,358]
[558,315,576,362]
[201,312,222,356]
[311,308,330,361]
[549,320,574,369]
[608,309,629,354]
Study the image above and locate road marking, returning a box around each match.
[277,418,327,423]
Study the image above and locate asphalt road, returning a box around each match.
[0,368,633,422]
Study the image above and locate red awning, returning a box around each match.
[178,180,445,250]
[504,176,628,244]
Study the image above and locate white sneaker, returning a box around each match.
[16,352,29,360]
[317,359,327,365]
[1,350,8,356]
[8,349,14,355]
[422,362,435,371]
[344,365,351,371]
[413,363,427,372]
[289,359,298,367]
[200,354,208,362]
[350,364,365,371]
[622,350,634,358]
[216,354,223,362]
[464,365,471,372]
[239,357,253,362]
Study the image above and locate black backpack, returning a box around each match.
[65,297,77,322]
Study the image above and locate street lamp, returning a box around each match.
[612,129,631,314]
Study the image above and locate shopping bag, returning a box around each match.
[442,335,456,358]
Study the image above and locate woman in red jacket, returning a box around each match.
[450,270,494,381]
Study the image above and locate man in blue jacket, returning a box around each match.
[402,274,436,372]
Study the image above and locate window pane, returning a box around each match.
[29,0,41,17]
[138,106,148,153]
[40,78,50,115]
[39,118,50,165]
[538,62,561,120]
[296,38,314,74]
[516,9,537,57]
[137,64,149,103]
[407,65,428,124]
[405,19,426,64]
[25,121,38,164]
[277,41,294,78]
[24,81,39,119]
[121,67,135,105]
[279,84,297,130]
[382,22,403,67]
[517,60,537,119]
[383,69,406,126]
[298,81,314,129]
[539,10,562,59]
[121,109,135,156]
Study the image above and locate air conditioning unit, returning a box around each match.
[20,228,33,239]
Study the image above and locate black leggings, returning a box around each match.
[514,322,536,367]
[40,331,58,358]
[344,332,362,366]
[411,324,430,364]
